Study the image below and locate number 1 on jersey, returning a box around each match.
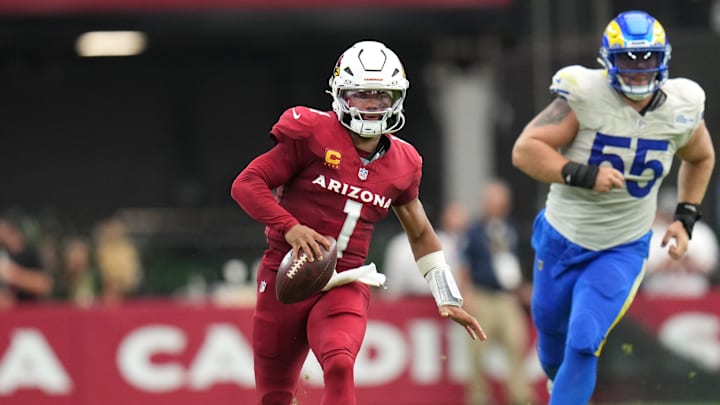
[337,199,362,258]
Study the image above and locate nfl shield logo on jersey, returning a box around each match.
[358,167,369,181]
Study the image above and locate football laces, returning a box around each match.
[287,253,308,279]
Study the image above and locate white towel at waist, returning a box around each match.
[322,263,387,291]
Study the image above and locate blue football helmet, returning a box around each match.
[599,11,671,100]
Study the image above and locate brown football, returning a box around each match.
[275,236,337,304]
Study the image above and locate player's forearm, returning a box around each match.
[231,169,299,234]
[677,155,714,204]
[407,231,443,261]
[392,200,442,259]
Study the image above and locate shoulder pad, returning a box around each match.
[389,134,423,166]
[663,78,706,130]
[271,106,333,142]
[549,65,605,104]
[663,78,706,108]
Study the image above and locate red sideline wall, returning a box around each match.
[0,297,549,405]
[3,291,720,404]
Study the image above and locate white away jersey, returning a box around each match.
[545,66,705,250]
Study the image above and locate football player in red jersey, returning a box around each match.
[231,40,486,405]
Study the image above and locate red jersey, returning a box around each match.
[232,106,422,272]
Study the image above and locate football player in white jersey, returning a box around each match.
[512,10,715,405]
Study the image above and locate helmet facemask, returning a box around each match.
[337,89,406,138]
[599,11,671,101]
[329,41,410,138]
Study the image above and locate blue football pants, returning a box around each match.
[530,210,649,405]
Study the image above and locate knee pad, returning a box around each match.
[322,349,355,374]
[567,313,602,354]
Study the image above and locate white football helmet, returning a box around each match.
[329,41,410,138]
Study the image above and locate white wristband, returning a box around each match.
[417,251,463,307]
[416,251,447,276]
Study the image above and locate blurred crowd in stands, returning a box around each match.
[0,207,261,310]
[0,210,144,308]
[384,179,536,405]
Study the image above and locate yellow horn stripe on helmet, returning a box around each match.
[604,20,624,48]
[652,21,666,46]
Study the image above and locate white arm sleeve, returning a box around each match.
[417,251,463,307]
